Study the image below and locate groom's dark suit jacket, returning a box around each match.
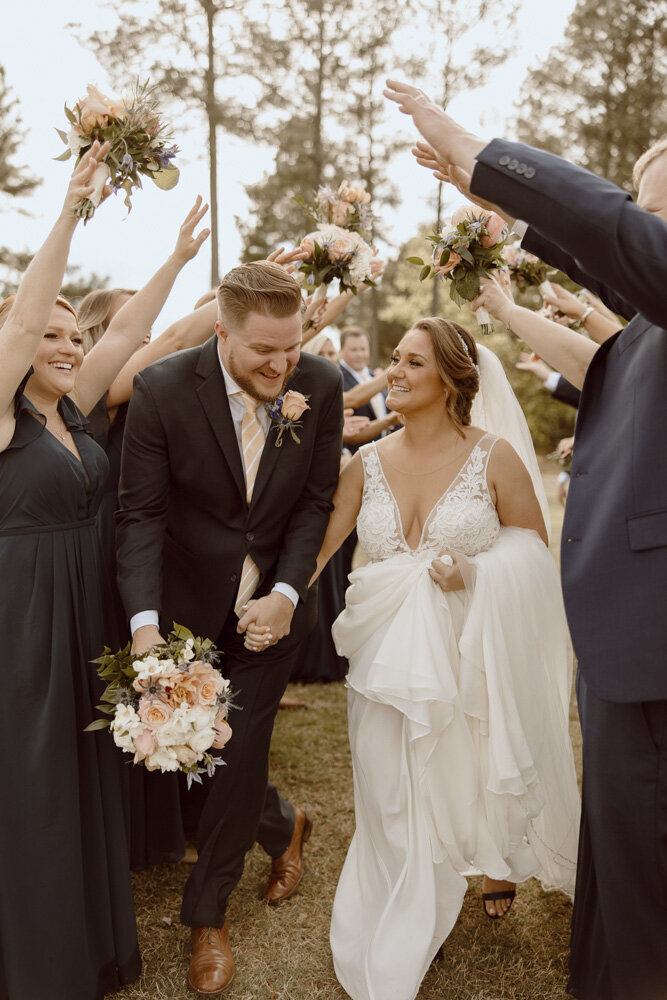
[472,141,667,701]
[116,337,343,640]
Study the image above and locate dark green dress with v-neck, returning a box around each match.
[0,392,140,1000]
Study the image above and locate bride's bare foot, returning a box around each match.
[482,876,516,918]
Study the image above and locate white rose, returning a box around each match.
[188,704,215,729]
[190,727,216,754]
[145,747,180,772]
[135,654,174,682]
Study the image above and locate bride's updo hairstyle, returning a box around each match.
[411,317,480,436]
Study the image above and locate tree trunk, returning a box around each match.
[204,0,219,286]
[312,1,325,186]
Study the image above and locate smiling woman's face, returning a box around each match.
[385,327,444,414]
[28,303,84,401]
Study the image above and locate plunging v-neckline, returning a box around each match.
[372,437,484,553]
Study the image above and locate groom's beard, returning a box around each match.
[227,354,294,403]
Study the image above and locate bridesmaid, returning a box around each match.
[79,287,221,869]
[0,142,208,1000]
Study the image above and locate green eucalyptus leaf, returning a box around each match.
[406,256,425,265]
[419,265,432,282]
[84,719,111,732]
[151,166,180,190]
[54,149,72,162]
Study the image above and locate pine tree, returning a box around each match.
[516,0,667,190]
[0,66,40,201]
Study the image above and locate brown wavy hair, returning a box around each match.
[410,317,480,436]
[77,287,137,354]
[216,261,304,329]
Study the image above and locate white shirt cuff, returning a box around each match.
[130,610,160,635]
[545,371,561,392]
[272,583,299,608]
[511,218,528,244]
[557,471,571,484]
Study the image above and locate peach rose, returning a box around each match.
[76,84,113,131]
[434,250,462,276]
[281,390,310,421]
[450,205,476,227]
[341,182,371,204]
[331,201,353,227]
[138,695,174,729]
[328,234,357,261]
[212,713,233,749]
[134,728,155,757]
[481,212,508,247]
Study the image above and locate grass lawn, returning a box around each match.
[118,462,580,1000]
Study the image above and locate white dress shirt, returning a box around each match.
[129,347,298,636]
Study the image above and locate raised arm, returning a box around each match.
[106,299,217,408]
[71,198,209,415]
[342,369,388,409]
[472,273,597,390]
[0,142,108,422]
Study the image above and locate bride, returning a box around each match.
[314,317,579,1000]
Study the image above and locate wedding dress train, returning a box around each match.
[330,436,579,1000]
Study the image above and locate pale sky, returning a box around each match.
[2,0,577,330]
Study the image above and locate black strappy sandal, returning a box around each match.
[482,888,516,919]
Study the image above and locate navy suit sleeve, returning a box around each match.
[471,139,667,328]
[551,375,581,409]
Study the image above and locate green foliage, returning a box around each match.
[516,0,667,189]
[0,65,40,200]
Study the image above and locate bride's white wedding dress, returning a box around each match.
[330,434,580,1000]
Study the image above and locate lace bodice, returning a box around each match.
[356,435,501,562]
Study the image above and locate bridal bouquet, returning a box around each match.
[297,180,375,244]
[295,224,375,294]
[55,80,180,222]
[504,245,548,291]
[294,179,380,295]
[408,205,509,334]
[86,625,234,786]
[540,299,587,332]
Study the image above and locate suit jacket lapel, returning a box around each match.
[250,363,302,511]
[195,337,246,500]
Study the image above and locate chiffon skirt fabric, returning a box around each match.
[330,528,580,1000]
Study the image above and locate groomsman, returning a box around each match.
[116,261,343,994]
[338,325,388,452]
[384,78,667,1000]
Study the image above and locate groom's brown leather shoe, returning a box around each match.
[188,923,235,995]
[260,806,312,904]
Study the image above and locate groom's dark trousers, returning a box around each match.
[472,141,667,1000]
[116,338,343,928]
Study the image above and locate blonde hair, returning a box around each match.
[216,261,304,329]
[0,294,78,331]
[193,289,217,310]
[410,317,480,436]
[633,137,667,190]
[301,331,334,356]
[77,287,136,354]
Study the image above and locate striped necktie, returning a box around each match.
[234,392,266,617]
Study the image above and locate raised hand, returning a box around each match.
[541,282,587,320]
[516,352,553,381]
[411,143,511,222]
[63,140,111,219]
[172,196,210,265]
[303,289,329,331]
[471,272,516,327]
[383,78,484,175]
[267,245,310,274]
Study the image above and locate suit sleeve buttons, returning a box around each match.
[508,158,519,170]
[499,155,510,166]
[524,167,535,179]
[515,163,526,175]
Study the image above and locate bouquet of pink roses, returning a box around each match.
[408,204,509,334]
[296,180,375,243]
[86,625,234,787]
[55,80,179,222]
[294,179,382,296]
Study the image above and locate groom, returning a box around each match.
[116,260,343,994]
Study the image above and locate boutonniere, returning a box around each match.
[265,390,311,447]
